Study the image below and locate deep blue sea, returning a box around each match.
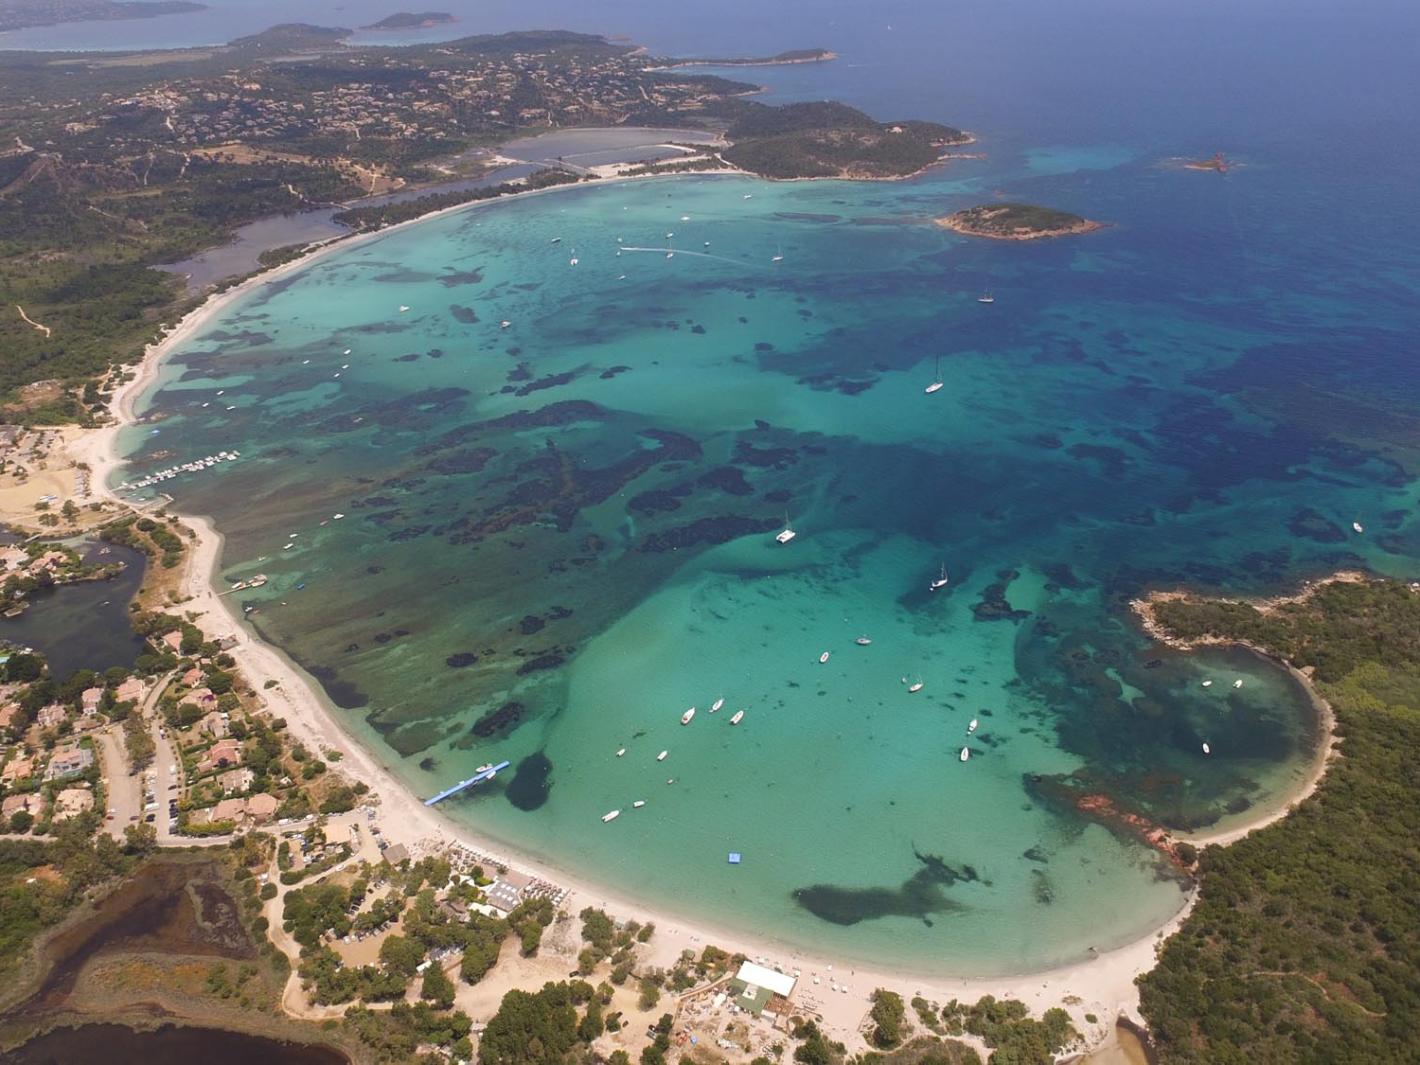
[99,0,1420,974]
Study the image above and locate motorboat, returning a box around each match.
[602,809,621,823]
[819,651,831,664]
[967,718,978,733]
[657,750,669,761]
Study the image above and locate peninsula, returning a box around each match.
[936,203,1105,240]
[0,0,204,33]
[362,11,457,31]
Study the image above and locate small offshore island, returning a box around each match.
[936,203,1106,240]
[362,11,456,31]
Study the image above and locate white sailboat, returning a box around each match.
[656,750,669,761]
[1353,521,1364,533]
[856,636,873,646]
[569,249,579,266]
[633,800,646,808]
[967,718,978,733]
[1202,680,1213,688]
[771,245,785,263]
[1233,679,1244,689]
[730,710,745,725]
[711,697,725,712]
[1202,742,1211,755]
[925,355,944,394]
[929,564,950,591]
[959,746,970,762]
[602,809,621,823]
[907,678,924,693]
[819,651,831,664]
[616,747,626,757]
[681,707,697,725]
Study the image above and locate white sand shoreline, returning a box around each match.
[64,167,1335,1054]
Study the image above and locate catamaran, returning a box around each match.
[930,564,950,591]
[569,250,579,266]
[925,356,944,394]
[775,511,797,544]
[681,707,696,725]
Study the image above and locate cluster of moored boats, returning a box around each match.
[600,696,745,822]
[118,449,240,492]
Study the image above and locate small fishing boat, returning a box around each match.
[959,746,970,762]
[633,800,646,809]
[1233,679,1244,689]
[930,564,950,591]
[1202,679,1213,688]
[819,651,831,664]
[730,710,745,725]
[616,747,626,757]
[657,750,669,762]
[550,237,562,244]
[711,697,725,712]
[601,809,621,823]
[1202,742,1211,755]
[500,320,512,329]
[743,193,753,200]
[398,305,410,313]
[666,777,675,784]
[343,349,351,355]
[907,680,924,693]
[1353,521,1364,533]
[967,718,978,734]
[856,636,872,646]
[681,707,697,725]
[925,356,944,394]
[332,513,345,520]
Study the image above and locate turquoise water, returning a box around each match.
[111,1,1420,975]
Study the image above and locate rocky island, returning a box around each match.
[660,47,837,67]
[362,11,457,30]
[936,202,1106,240]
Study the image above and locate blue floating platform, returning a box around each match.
[727,852,742,864]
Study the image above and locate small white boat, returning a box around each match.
[616,747,626,757]
[569,252,579,266]
[500,320,512,329]
[341,363,349,369]
[398,305,410,313]
[1202,679,1213,688]
[601,809,621,823]
[1233,679,1244,689]
[633,800,646,809]
[681,215,690,221]
[343,349,352,355]
[1202,742,1211,755]
[967,718,978,733]
[907,681,924,693]
[925,356,944,394]
[656,750,669,762]
[930,564,950,591]
[771,245,785,263]
[332,513,345,520]
[665,248,675,259]
[730,710,745,725]
[977,291,995,304]
[743,193,753,200]
[775,510,797,544]
[819,651,831,664]
[856,636,872,646]
[959,746,970,762]
[681,707,697,725]
[711,697,725,712]
[666,777,675,784]
[617,274,627,280]
[1352,521,1364,533]
[550,237,562,244]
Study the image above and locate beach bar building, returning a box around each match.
[729,961,797,1018]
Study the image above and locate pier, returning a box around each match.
[424,760,510,806]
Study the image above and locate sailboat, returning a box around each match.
[681,707,696,725]
[967,718,978,734]
[855,636,873,646]
[771,245,785,263]
[711,697,725,712]
[925,355,944,394]
[819,651,831,664]
[730,710,745,725]
[959,746,971,762]
[602,809,621,823]
[569,249,579,266]
[665,237,675,260]
[775,511,797,544]
[976,283,995,304]
[929,564,949,591]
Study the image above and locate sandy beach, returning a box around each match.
[61,166,1341,1056]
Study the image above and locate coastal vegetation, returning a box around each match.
[1136,577,1420,1062]
[363,11,456,30]
[935,203,1104,240]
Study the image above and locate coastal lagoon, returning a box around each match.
[114,4,1420,975]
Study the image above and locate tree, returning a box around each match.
[9,809,34,833]
[122,821,157,855]
[870,988,906,1048]
[422,962,456,1009]
[379,934,426,978]
[478,984,579,1065]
